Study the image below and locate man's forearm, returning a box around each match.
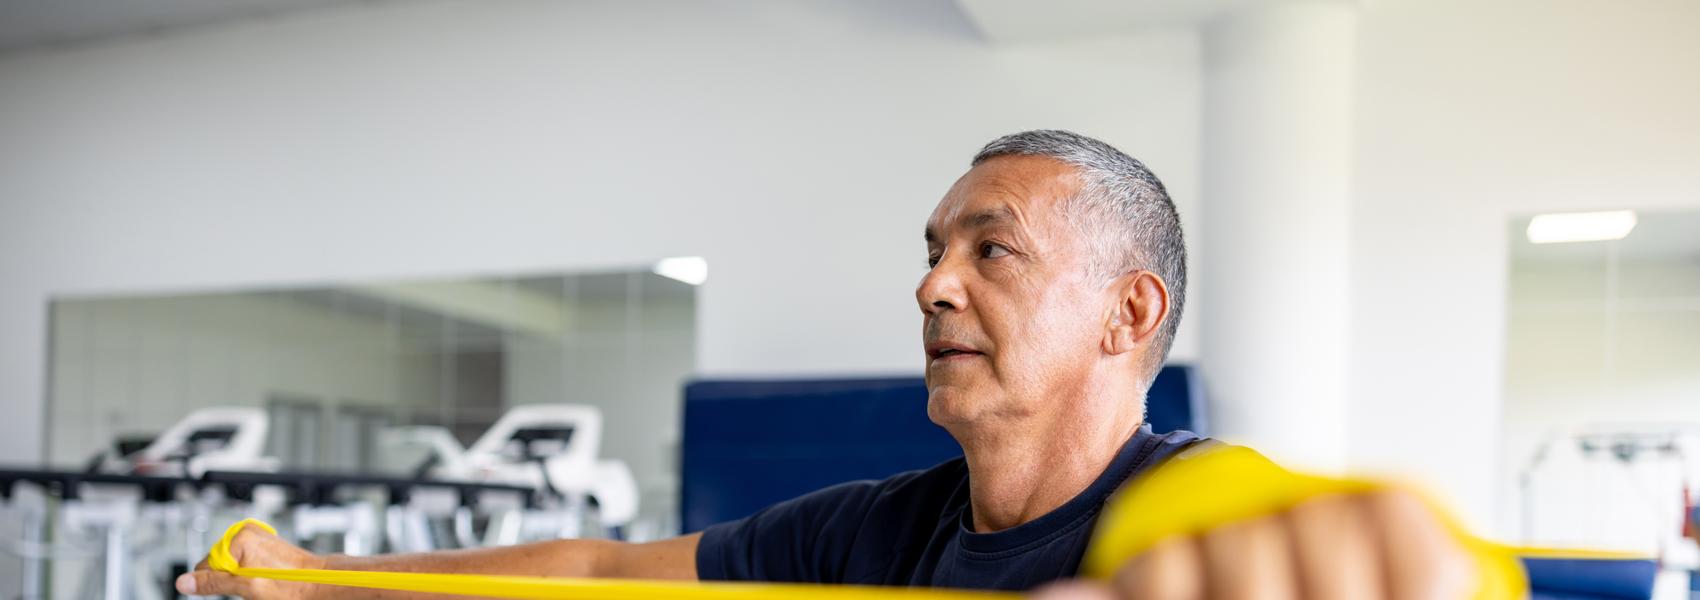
[325,538,611,576]
[307,534,700,600]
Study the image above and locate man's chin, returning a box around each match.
[925,385,985,427]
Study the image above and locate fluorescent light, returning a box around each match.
[1526,210,1637,244]
[653,256,708,285]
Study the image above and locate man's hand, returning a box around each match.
[1036,490,1477,600]
[177,523,326,599]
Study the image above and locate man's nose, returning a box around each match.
[916,254,967,315]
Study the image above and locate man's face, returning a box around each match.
[919,155,1112,428]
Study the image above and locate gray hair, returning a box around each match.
[971,130,1187,377]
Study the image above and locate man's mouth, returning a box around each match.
[927,343,984,360]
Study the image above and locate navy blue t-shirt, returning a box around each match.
[696,424,1207,591]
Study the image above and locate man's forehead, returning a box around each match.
[925,155,1080,239]
[925,204,1019,243]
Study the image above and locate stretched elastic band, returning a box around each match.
[211,446,1643,599]
[209,518,1013,599]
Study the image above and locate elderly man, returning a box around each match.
[179,130,1474,599]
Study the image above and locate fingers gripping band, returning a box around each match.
[209,518,276,574]
[1082,446,1528,599]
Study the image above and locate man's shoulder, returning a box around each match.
[818,456,973,533]
[1141,428,1214,463]
[877,455,970,497]
[785,455,968,512]
[823,455,967,511]
[1152,427,1209,445]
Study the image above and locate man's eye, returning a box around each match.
[927,254,941,268]
[980,242,1010,259]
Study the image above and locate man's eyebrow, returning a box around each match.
[925,208,1017,243]
[962,208,1016,229]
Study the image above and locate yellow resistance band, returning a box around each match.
[209,520,1015,600]
[212,445,1645,599]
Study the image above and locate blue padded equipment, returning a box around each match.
[1523,557,1658,600]
[680,364,1207,533]
[1145,363,1209,437]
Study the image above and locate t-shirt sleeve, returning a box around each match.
[695,479,887,583]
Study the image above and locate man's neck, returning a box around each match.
[955,382,1145,533]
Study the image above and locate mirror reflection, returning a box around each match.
[48,268,697,537]
[1502,210,1700,559]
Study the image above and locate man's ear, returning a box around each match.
[1102,270,1170,356]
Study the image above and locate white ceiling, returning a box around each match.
[953,0,1272,43]
[0,0,361,54]
[0,0,1290,55]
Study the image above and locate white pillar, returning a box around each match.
[1199,2,1356,472]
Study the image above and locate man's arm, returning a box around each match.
[177,523,701,599]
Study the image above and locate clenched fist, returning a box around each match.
[1036,490,1477,600]
[177,523,325,599]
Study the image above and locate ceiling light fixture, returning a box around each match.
[1525,210,1638,244]
[653,256,708,285]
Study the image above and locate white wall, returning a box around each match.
[1349,0,1700,531]
[0,0,1204,463]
